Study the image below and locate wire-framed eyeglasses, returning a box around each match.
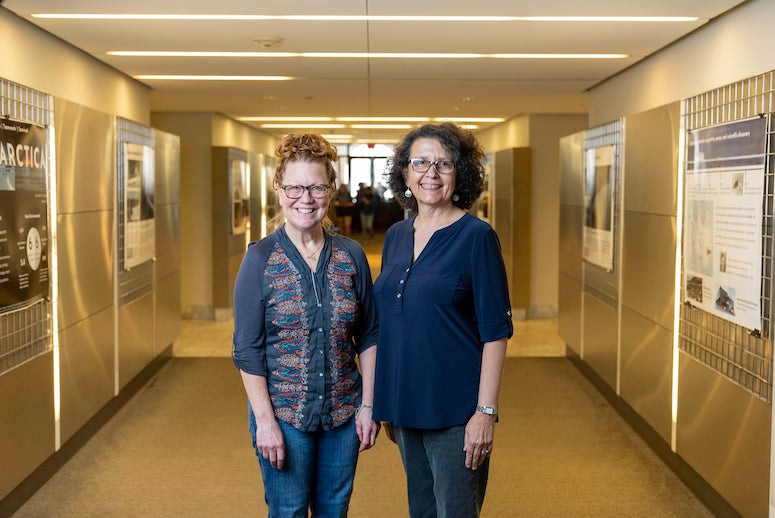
[280,184,331,199]
[408,158,455,174]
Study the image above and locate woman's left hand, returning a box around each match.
[355,407,380,451]
[464,412,496,470]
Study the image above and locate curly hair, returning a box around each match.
[385,122,485,212]
[274,133,338,188]
[270,133,339,233]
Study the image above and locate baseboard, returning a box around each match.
[565,347,742,518]
[0,345,173,518]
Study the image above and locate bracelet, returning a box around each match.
[355,403,373,418]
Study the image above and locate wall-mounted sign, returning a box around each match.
[683,117,767,331]
[583,145,615,271]
[0,121,49,310]
[123,142,155,269]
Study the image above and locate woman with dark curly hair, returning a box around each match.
[233,133,380,517]
[373,122,513,517]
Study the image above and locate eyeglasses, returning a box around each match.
[280,184,331,199]
[408,158,455,174]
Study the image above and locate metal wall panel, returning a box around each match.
[493,148,531,313]
[558,273,582,355]
[56,211,113,330]
[677,354,770,518]
[153,128,180,354]
[623,103,680,216]
[58,307,114,443]
[559,131,585,353]
[559,131,584,207]
[621,212,677,331]
[559,205,583,282]
[0,354,54,499]
[54,99,114,214]
[118,294,155,389]
[620,307,673,442]
[154,202,180,280]
[154,130,180,206]
[156,272,180,352]
[582,292,618,389]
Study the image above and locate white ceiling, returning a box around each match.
[2,0,748,143]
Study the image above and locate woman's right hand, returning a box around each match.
[255,417,286,469]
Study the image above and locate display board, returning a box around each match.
[683,117,767,331]
[0,120,49,310]
[583,145,615,271]
[123,142,155,269]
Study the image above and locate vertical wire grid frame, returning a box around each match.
[116,117,154,307]
[0,79,53,374]
[582,119,623,308]
[680,71,774,401]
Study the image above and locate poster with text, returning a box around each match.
[684,117,767,331]
[582,145,615,271]
[0,121,50,310]
[123,142,155,269]
[231,159,250,235]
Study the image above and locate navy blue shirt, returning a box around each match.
[372,213,513,429]
[232,226,378,432]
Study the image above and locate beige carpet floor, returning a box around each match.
[12,358,714,517]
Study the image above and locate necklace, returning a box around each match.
[305,241,324,260]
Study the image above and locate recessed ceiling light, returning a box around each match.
[111,50,627,59]
[33,14,701,23]
[260,123,346,129]
[134,74,293,81]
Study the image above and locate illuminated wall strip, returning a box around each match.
[671,115,687,452]
[48,120,61,451]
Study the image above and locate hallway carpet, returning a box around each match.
[12,358,713,517]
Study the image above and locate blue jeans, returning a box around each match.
[249,410,360,518]
[394,425,489,518]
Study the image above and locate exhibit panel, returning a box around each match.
[674,72,775,517]
[0,79,55,499]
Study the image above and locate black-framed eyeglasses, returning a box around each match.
[408,158,455,174]
[280,184,331,199]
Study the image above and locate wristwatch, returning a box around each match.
[476,405,498,417]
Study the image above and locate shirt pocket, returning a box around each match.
[373,263,397,295]
[414,272,460,306]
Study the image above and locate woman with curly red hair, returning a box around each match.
[233,133,380,516]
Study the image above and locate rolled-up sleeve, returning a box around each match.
[473,228,514,343]
[232,243,268,376]
[337,239,378,354]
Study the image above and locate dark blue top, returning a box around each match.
[232,226,378,432]
[372,213,513,429]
